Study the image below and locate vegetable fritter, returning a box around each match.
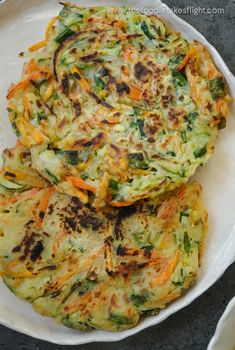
[6,5,230,206]
[0,181,207,331]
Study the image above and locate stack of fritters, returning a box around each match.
[0,4,230,331]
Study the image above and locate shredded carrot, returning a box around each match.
[16,118,45,145]
[155,252,179,285]
[23,95,31,120]
[112,20,125,29]
[28,40,46,52]
[42,79,54,102]
[52,229,67,254]
[7,72,45,99]
[70,66,90,91]
[128,85,142,100]
[110,199,134,207]
[0,189,40,207]
[175,47,198,72]
[121,65,130,77]
[45,15,59,41]
[36,188,54,227]
[68,176,96,194]
[216,98,229,117]
[177,185,187,199]
[7,79,31,100]
[23,59,38,76]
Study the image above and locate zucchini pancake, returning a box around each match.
[0,151,208,331]
[6,4,230,207]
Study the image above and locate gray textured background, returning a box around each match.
[0,0,234,349]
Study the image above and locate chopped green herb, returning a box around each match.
[130,292,150,307]
[133,106,142,116]
[130,120,137,128]
[187,111,199,121]
[184,232,191,253]
[55,27,75,44]
[127,153,148,170]
[142,244,154,252]
[108,179,119,191]
[37,112,47,123]
[141,21,154,40]
[209,77,226,100]
[178,168,186,177]
[180,130,187,143]
[137,119,146,139]
[59,6,83,26]
[142,308,159,316]
[78,278,97,296]
[12,121,20,137]
[217,117,226,130]
[180,211,189,222]
[94,76,105,92]
[52,92,59,100]
[194,146,207,158]
[77,148,91,163]
[57,150,79,165]
[168,54,185,69]
[172,71,188,87]
[108,313,131,325]
[172,269,185,286]
[167,150,176,157]
[45,169,59,185]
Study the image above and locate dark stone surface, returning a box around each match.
[0,0,234,349]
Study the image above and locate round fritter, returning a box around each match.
[6,5,230,206]
[0,182,207,331]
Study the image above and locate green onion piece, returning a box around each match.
[209,77,226,100]
[194,146,207,158]
[127,153,148,170]
[137,119,146,139]
[184,233,191,253]
[217,117,226,130]
[108,179,119,191]
[45,169,59,185]
[141,21,154,40]
[55,27,75,44]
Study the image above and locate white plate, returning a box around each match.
[208,297,235,350]
[0,0,235,345]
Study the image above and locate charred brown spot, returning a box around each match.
[114,206,136,240]
[73,100,81,116]
[126,33,143,39]
[115,261,148,275]
[88,91,113,109]
[64,217,76,231]
[79,214,103,231]
[39,265,57,271]
[84,132,105,147]
[58,118,66,129]
[162,94,173,108]
[80,52,101,63]
[116,245,138,256]
[116,82,130,95]
[61,74,69,96]
[73,72,81,80]
[36,100,43,108]
[134,62,150,80]
[30,240,44,261]
[4,171,16,178]
[71,196,82,207]
[39,211,45,220]
[12,245,21,253]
